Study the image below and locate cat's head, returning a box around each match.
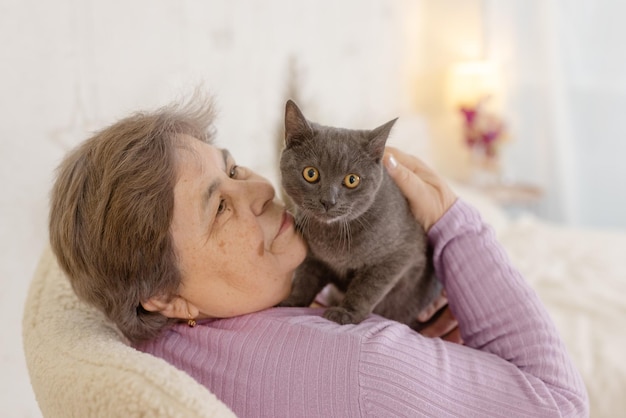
[280,100,397,224]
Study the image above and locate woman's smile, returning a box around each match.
[275,210,295,240]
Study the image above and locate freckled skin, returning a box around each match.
[155,135,307,321]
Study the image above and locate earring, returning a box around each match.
[187,314,197,328]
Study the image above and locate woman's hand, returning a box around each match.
[416,290,463,344]
[383,146,457,232]
[384,147,461,343]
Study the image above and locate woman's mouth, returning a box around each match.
[276,210,294,238]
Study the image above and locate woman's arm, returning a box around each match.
[377,148,588,417]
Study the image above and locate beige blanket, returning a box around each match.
[23,246,236,418]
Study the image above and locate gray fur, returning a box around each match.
[279,100,441,330]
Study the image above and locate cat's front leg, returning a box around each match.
[323,263,400,325]
[323,306,364,325]
[277,255,333,308]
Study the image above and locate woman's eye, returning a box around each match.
[229,165,239,178]
[217,199,226,215]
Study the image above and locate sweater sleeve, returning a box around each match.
[360,198,588,417]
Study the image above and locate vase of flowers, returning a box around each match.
[459,97,507,186]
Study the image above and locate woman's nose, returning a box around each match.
[247,178,275,216]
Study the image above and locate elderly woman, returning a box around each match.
[49,96,587,417]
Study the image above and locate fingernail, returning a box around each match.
[385,154,398,170]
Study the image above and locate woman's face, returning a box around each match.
[168,135,306,319]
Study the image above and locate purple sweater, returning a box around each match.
[135,200,588,417]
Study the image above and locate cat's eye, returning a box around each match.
[343,174,360,188]
[302,166,320,183]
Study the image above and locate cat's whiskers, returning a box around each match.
[353,214,373,234]
[338,221,343,251]
[340,219,352,253]
[295,209,309,238]
[336,218,346,252]
[301,212,313,240]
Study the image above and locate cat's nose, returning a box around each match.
[320,198,336,211]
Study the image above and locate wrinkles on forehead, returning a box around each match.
[173,134,205,179]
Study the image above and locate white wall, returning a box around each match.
[554,1,626,228]
[0,1,428,416]
[486,0,626,228]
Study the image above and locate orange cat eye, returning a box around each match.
[343,174,360,188]
[303,166,320,183]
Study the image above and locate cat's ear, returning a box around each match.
[285,100,314,147]
[367,118,398,161]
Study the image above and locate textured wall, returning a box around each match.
[0,1,426,416]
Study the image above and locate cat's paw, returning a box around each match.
[323,306,365,325]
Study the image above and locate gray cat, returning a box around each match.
[279,100,442,330]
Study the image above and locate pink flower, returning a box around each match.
[459,104,507,159]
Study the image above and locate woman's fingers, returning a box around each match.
[419,306,459,340]
[383,151,427,208]
[442,326,464,344]
[383,146,462,344]
[383,146,456,232]
[417,291,448,322]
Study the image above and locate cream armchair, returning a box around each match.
[22,247,236,418]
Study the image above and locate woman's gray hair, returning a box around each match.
[49,93,216,342]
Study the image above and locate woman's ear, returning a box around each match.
[141,294,198,320]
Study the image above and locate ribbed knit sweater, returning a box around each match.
[136,199,588,417]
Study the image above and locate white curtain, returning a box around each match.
[487,0,626,229]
